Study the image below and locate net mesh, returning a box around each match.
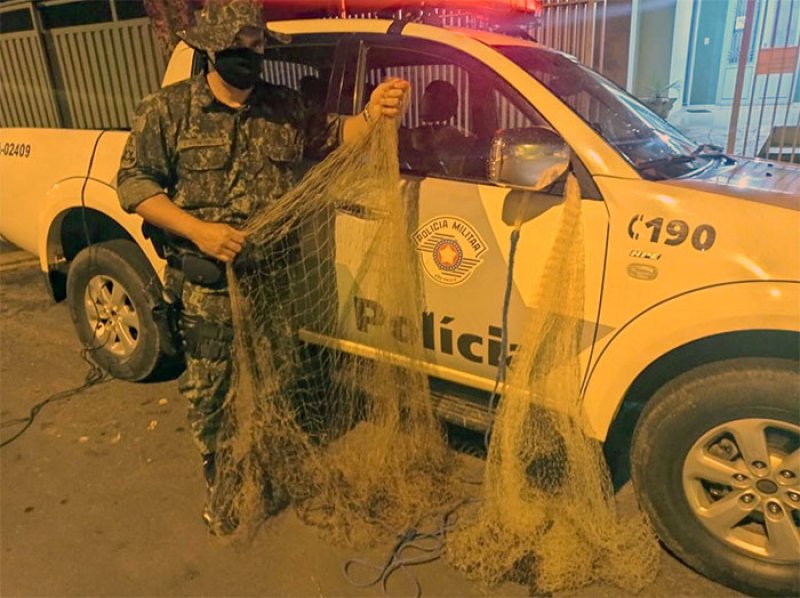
[214,118,453,544]
[446,175,659,593]
[211,118,658,591]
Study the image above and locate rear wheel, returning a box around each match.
[67,239,173,381]
[631,358,800,596]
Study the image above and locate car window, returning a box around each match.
[262,43,336,111]
[193,41,338,109]
[496,46,704,180]
[362,43,549,182]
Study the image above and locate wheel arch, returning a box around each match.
[581,280,800,487]
[39,178,164,301]
[620,329,799,412]
[603,329,800,486]
[584,281,800,441]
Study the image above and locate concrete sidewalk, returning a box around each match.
[668,102,800,159]
[0,263,742,598]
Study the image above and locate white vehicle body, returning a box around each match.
[0,18,798,594]
[2,20,795,438]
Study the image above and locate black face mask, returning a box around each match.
[212,47,263,90]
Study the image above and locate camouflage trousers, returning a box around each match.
[167,255,296,456]
[166,235,324,455]
[167,267,233,456]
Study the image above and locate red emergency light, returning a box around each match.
[257,0,541,18]
[334,0,542,12]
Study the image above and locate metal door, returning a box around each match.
[726,0,800,161]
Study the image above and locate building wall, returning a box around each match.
[0,0,165,129]
[669,0,693,105]
[602,0,633,87]
[631,0,677,98]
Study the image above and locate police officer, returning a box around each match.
[116,0,409,533]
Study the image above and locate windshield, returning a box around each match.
[496,45,710,179]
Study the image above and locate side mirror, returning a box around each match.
[488,127,570,191]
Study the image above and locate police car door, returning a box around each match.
[336,37,609,394]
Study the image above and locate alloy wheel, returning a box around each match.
[682,418,800,564]
[83,274,140,357]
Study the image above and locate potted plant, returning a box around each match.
[640,80,680,119]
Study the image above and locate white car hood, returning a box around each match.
[665,158,800,211]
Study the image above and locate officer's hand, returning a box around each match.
[190,222,246,263]
[368,77,410,121]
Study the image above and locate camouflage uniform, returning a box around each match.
[116,3,343,456]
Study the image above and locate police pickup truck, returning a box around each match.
[1,17,798,596]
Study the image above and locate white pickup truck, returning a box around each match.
[1,17,798,596]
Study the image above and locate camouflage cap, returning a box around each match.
[177,0,265,53]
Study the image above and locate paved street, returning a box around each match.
[0,258,742,598]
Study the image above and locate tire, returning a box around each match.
[631,358,800,597]
[67,239,173,381]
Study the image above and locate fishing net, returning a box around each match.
[210,117,658,592]
[446,175,659,593]
[212,118,453,544]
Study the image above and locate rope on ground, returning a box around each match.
[0,349,109,449]
[342,498,478,598]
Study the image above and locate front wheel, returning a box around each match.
[631,358,799,596]
[67,239,174,381]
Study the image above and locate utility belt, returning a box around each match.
[155,254,234,362]
[170,258,235,361]
[144,223,235,361]
[179,313,234,361]
[166,253,227,288]
[143,221,228,287]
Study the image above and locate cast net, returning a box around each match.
[446,175,659,593]
[212,118,453,545]
[211,117,658,592]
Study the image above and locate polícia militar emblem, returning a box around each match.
[413,216,487,286]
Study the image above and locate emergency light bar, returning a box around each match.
[336,0,541,12]
[258,0,541,17]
